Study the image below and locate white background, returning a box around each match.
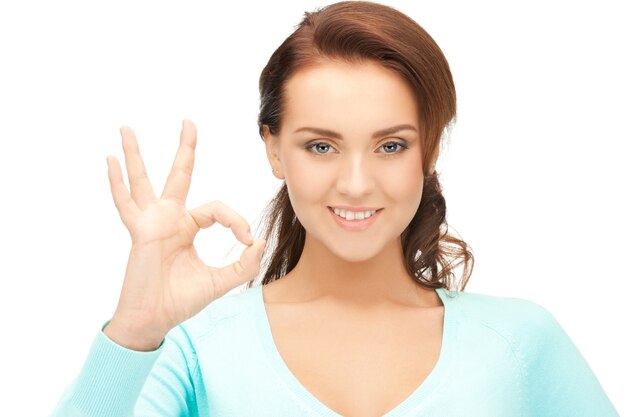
[0,0,623,415]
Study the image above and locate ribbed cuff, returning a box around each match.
[70,321,164,417]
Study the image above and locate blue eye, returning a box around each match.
[379,141,407,154]
[305,140,407,155]
[306,142,335,154]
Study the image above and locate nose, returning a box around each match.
[335,153,375,197]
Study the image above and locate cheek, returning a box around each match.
[380,153,423,187]
[283,155,332,209]
[390,164,424,208]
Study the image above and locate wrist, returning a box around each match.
[103,317,166,352]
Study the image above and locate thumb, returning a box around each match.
[242,238,266,270]
[217,239,266,292]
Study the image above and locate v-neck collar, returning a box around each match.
[251,284,460,416]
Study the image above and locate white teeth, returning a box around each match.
[332,208,377,221]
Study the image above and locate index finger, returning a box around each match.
[161,119,197,205]
[188,200,254,246]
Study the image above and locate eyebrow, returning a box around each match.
[293,124,419,140]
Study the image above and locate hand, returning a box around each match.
[103,120,265,350]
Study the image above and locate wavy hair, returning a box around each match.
[249,1,473,291]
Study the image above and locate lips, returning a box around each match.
[328,206,382,212]
[330,206,381,221]
[328,206,382,231]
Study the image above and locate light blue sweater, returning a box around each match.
[51,285,618,416]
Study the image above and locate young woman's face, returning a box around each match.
[265,59,424,262]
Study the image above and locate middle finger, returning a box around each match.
[161,119,197,206]
[120,126,157,209]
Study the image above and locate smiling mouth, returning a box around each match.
[328,206,383,221]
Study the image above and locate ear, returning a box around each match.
[428,142,440,175]
[262,125,285,180]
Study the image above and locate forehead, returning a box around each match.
[281,60,420,134]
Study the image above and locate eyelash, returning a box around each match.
[305,141,408,156]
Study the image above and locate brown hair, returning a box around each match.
[249,1,473,291]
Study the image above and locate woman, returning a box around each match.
[51,1,618,416]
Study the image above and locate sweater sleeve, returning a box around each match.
[522,305,619,416]
[49,321,198,417]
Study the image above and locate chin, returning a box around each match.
[326,242,387,264]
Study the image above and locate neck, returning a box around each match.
[280,234,440,308]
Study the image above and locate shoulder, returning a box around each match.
[444,289,554,321]
[170,286,259,343]
[441,289,563,347]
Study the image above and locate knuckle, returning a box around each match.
[211,200,231,216]
[233,260,246,277]
[175,163,193,178]
[129,172,148,186]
